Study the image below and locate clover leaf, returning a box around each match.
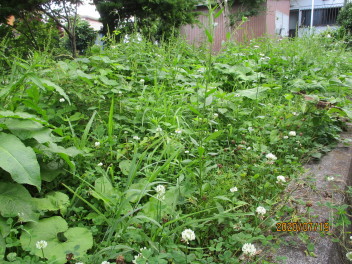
[20,216,93,264]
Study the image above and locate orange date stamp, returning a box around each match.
[276,222,330,232]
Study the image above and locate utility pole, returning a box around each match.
[310,0,315,35]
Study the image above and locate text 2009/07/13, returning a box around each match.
[276,222,330,232]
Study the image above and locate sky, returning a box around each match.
[77,0,100,19]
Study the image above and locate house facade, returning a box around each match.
[181,0,347,51]
[289,0,345,37]
[181,0,290,51]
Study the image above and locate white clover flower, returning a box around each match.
[117,90,123,96]
[59,98,65,103]
[213,113,219,118]
[139,79,145,84]
[132,254,142,264]
[259,53,265,57]
[76,262,84,264]
[230,187,238,193]
[256,206,266,215]
[36,240,48,249]
[346,252,352,261]
[327,34,331,38]
[133,136,140,140]
[155,185,166,201]
[283,136,289,139]
[214,129,218,132]
[246,147,251,150]
[350,235,352,240]
[253,45,259,48]
[182,229,196,244]
[292,112,297,116]
[155,127,163,132]
[266,153,277,160]
[289,131,296,137]
[242,243,257,256]
[276,175,286,184]
[101,261,110,264]
[185,150,190,154]
[97,162,103,167]
[94,142,100,147]
[327,176,334,181]
[175,128,182,134]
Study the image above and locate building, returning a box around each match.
[289,0,345,37]
[181,0,346,51]
[79,15,104,46]
[181,0,290,51]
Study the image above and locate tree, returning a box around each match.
[64,17,97,54]
[0,0,83,57]
[337,2,352,35]
[92,0,199,41]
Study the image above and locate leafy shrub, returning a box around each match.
[337,3,352,34]
[63,18,97,55]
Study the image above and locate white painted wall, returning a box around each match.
[298,25,338,36]
[275,11,290,36]
[290,0,344,10]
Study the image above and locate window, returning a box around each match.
[301,7,341,27]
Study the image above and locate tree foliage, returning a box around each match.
[337,3,352,35]
[92,0,199,40]
[64,18,97,54]
[0,0,83,57]
[0,0,49,23]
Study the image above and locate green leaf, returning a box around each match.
[0,133,41,190]
[0,182,38,222]
[20,216,93,264]
[125,179,150,203]
[214,9,223,19]
[95,177,114,195]
[119,160,132,176]
[205,95,213,106]
[41,142,82,157]
[204,130,222,143]
[188,105,201,116]
[214,196,232,202]
[311,152,322,159]
[205,29,213,43]
[40,160,65,182]
[0,111,49,126]
[80,111,97,148]
[33,192,70,215]
[99,76,118,86]
[341,108,352,119]
[40,79,71,105]
[4,119,52,143]
[236,87,270,99]
[0,236,4,260]
[0,216,10,238]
